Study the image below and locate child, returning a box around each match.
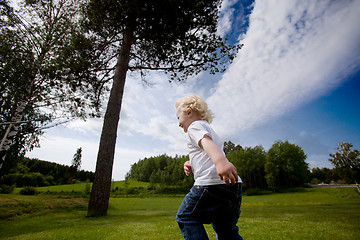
[175,95,243,240]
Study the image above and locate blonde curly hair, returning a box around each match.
[175,95,214,123]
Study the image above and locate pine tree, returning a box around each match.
[85,0,241,216]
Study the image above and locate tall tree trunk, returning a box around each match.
[0,100,27,168]
[87,28,134,216]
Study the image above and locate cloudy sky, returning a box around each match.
[25,0,360,180]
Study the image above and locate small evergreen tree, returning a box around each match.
[71,147,82,171]
[68,147,82,183]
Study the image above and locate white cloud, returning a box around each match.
[218,2,235,36]
[208,0,360,138]
[114,72,197,152]
[66,118,103,135]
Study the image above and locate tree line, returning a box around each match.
[127,140,310,192]
[309,142,360,185]
[127,140,360,192]
[127,154,193,191]
[310,167,338,184]
[0,157,94,192]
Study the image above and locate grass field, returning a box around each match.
[1,184,359,239]
[12,179,150,194]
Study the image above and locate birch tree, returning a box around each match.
[0,0,103,168]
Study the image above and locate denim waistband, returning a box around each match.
[194,183,242,200]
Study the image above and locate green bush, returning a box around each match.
[0,184,15,194]
[84,179,91,194]
[1,172,48,187]
[20,186,38,195]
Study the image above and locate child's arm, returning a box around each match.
[200,135,239,185]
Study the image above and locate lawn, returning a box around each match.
[12,179,150,194]
[0,186,359,239]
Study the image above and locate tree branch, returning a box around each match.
[128,62,205,71]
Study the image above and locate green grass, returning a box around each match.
[239,187,360,239]
[1,186,359,239]
[13,179,150,194]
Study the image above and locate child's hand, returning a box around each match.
[184,161,192,176]
[215,161,238,186]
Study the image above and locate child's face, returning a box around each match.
[176,107,193,133]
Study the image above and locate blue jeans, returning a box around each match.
[176,184,243,240]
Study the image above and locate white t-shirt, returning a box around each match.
[187,120,242,186]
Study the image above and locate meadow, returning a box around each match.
[0,182,359,240]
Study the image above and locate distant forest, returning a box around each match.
[0,140,350,193]
[0,158,95,188]
[127,140,343,192]
[127,154,194,191]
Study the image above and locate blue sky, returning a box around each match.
[25,0,360,180]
